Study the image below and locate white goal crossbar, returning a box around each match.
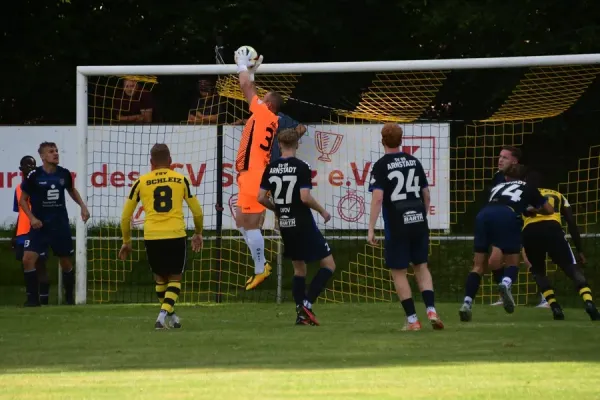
[74,53,600,304]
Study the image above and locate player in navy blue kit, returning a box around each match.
[491,146,521,187]
[12,156,50,304]
[459,164,553,321]
[490,146,523,305]
[367,123,443,331]
[19,142,90,306]
[258,128,335,326]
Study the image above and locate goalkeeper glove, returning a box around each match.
[247,55,263,81]
[235,49,263,82]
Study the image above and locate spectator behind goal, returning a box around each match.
[188,78,221,124]
[115,78,155,123]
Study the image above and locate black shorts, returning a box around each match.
[384,230,429,270]
[15,243,48,262]
[523,221,576,274]
[474,206,522,254]
[281,227,331,263]
[144,237,188,277]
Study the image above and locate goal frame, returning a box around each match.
[75,53,600,304]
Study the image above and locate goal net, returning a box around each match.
[75,54,600,306]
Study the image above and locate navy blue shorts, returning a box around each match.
[474,205,522,254]
[384,231,429,270]
[15,243,48,261]
[281,227,332,263]
[24,226,74,258]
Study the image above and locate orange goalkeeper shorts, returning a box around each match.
[236,171,265,214]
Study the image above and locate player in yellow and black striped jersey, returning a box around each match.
[522,171,600,321]
[119,144,204,330]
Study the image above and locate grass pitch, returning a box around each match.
[1,303,599,400]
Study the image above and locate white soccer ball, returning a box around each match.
[235,45,259,67]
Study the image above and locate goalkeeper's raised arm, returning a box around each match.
[235,46,264,104]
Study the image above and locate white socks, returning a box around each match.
[245,229,265,274]
[239,227,250,247]
[464,296,473,305]
[407,314,418,324]
[502,277,512,288]
[157,309,167,323]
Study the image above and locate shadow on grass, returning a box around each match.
[1,303,600,373]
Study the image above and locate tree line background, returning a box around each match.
[2,0,600,125]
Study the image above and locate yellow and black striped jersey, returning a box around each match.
[120,168,203,242]
[522,188,569,228]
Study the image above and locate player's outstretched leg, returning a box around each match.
[459,253,486,322]
[413,263,444,330]
[301,255,336,326]
[561,263,600,321]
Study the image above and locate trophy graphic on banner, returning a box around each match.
[315,130,344,162]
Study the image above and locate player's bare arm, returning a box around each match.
[295,124,307,138]
[258,189,276,212]
[183,179,205,252]
[299,188,331,223]
[189,112,218,124]
[18,191,42,229]
[67,187,90,222]
[235,47,263,104]
[367,189,383,245]
[118,113,145,122]
[561,202,585,263]
[238,71,257,104]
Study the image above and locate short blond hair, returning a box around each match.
[150,143,170,164]
[381,123,403,148]
[277,128,299,149]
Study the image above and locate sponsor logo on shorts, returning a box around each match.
[403,211,424,224]
[279,216,296,228]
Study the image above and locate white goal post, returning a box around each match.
[75,53,600,305]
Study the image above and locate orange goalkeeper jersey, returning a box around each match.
[235,95,279,173]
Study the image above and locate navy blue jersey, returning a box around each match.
[21,166,73,226]
[260,157,315,231]
[491,171,505,186]
[368,152,429,236]
[487,180,546,215]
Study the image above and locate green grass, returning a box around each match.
[1,303,599,399]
